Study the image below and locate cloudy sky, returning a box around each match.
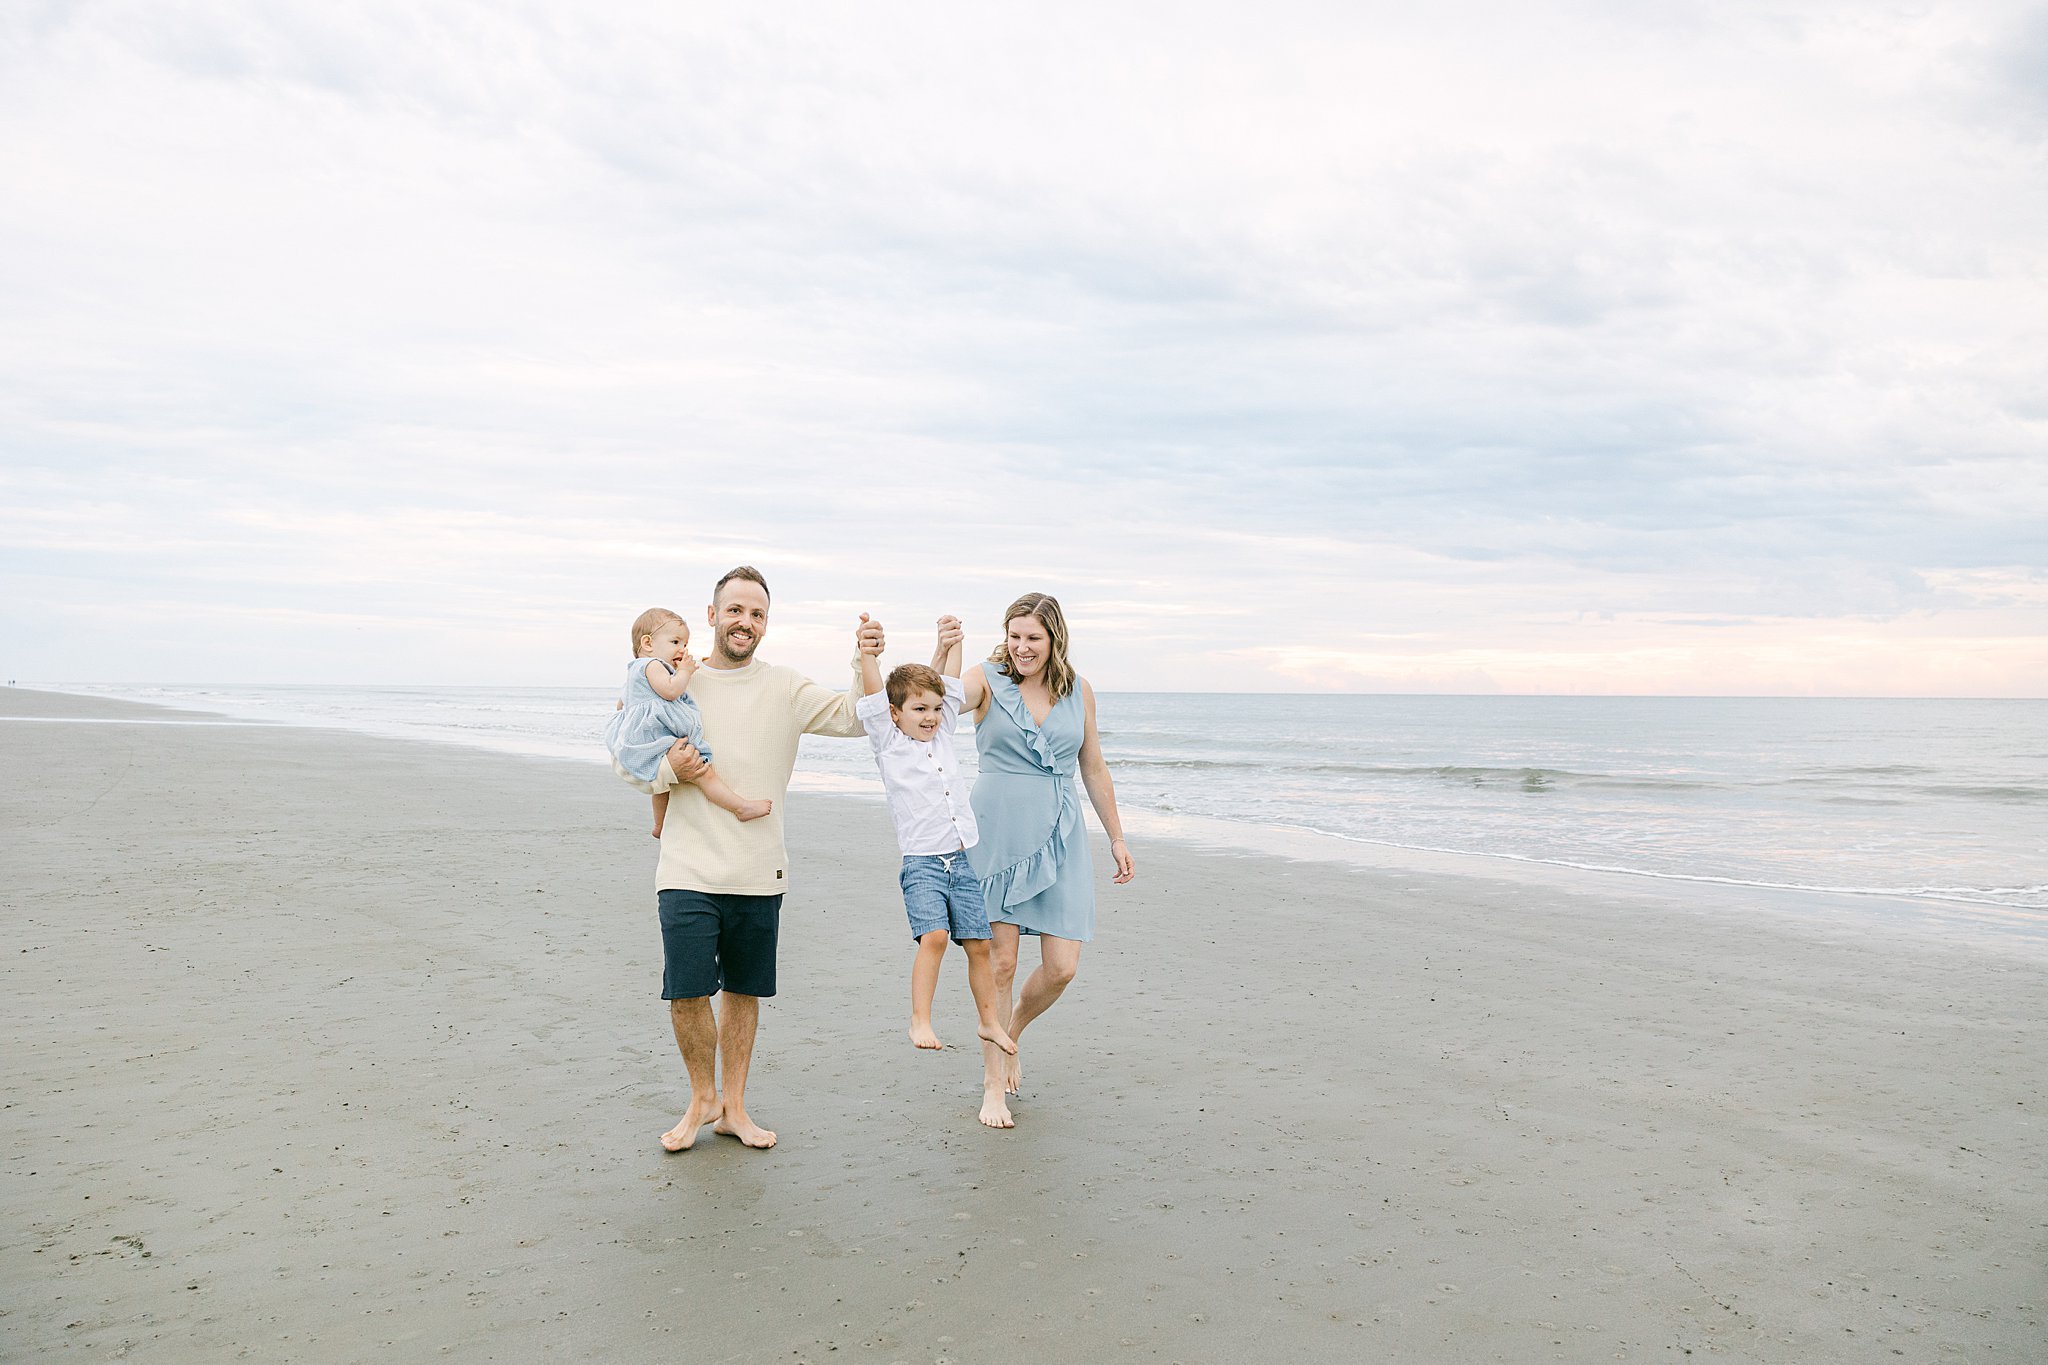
[3,1,2043,694]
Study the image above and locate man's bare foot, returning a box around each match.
[979,1084,1014,1129]
[658,1092,722,1152]
[734,799,772,823]
[909,1021,942,1050]
[978,1020,1018,1056]
[713,1108,777,1149]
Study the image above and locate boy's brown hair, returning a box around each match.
[886,662,946,709]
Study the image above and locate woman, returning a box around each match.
[957,592,1134,1129]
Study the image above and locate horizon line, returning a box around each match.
[12,683,2045,704]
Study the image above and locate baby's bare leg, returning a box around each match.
[650,791,668,839]
[961,939,1016,1056]
[693,765,772,822]
[908,930,947,1049]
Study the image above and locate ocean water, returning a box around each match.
[35,683,2048,927]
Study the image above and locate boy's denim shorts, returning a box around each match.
[899,851,992,942]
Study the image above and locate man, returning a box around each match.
[618,565,882,1151]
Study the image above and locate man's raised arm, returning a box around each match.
[794,615,887,737]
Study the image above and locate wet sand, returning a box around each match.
[3,686,2042,1362]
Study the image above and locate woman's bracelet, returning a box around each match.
[1110,837,1128,847]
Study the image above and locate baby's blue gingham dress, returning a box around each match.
[604,658,711,783]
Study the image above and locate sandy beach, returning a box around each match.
[3,686,2042,1363]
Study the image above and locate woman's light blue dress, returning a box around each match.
[967,660,1094,941]
[604,658,711,783]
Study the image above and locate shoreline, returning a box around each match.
[5,687,2043,1361]
[12,682,2039,946]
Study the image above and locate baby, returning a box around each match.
[606,607,770,837]
[858,617,1016,1057]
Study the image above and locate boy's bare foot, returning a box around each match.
[979,1084,1014,1129]
[734,799,772,823]
[978,1021,1018,1056]
[713,1108,776,1149]
[909,1021,943,1050]
[659,1092,722,1152]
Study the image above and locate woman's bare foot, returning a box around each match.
[658,1091,722,1152]
[713,1107,777,1149]
[978,1020,1018,1056]
[1002,1048,1023,1096]
[734,799,772,823]
[908,1020,942,1050]
[979,1084,1014,1129]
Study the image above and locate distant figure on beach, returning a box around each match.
[856,615,1018,1059]
[613,566,883,1152]
[957,595,1134,1129]
[605,607,773,838]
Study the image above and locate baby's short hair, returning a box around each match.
[630,607,685,656]
[886,663,946,708]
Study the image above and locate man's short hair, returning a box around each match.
[713,565,769,604]
[886,663,946,708]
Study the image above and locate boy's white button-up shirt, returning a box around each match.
[857,675,979,856]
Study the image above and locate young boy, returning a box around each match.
[858,620,1018,1059]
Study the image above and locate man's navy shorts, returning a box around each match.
[658,889,782,1000]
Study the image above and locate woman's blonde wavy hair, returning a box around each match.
[988,592,1075,702]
